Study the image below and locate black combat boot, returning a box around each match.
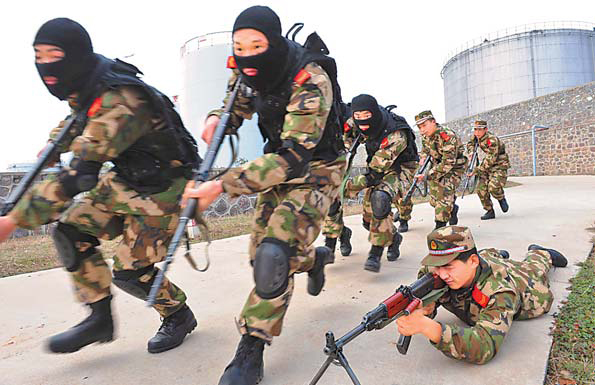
[362,219,370,231]
[218,334,265,385]
[481,209,495,220]
[387,232,403,261]
[147,304,197,353]
[528,244,568,267]
[324,237,337,264]
[498,198,509,213]
[308,246,329,296]
[448,204,459,225]
[364,245,383,273]
[339,226,353,256]
[398,219,409,233]
[498,250,510,259]
[393,210,400,222]
[435,221,447,229]
[47,295,114,353]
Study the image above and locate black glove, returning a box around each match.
[365,169,383,187]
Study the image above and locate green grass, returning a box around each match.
[546,226,595,385]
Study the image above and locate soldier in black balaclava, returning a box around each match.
[0,18,201,355]
[184,5,346,385]
[343,94,419,272]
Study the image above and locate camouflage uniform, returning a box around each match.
[419,226,555,364]
[416,111,467,223]
[391,160,417,221]
[11,86,189,317]
[210,63,345,343]
[344,117,407,247]
[466,127,510,211]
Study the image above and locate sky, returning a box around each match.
[1,0,593,170]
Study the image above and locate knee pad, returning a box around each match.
[52,222,100,272]
[253,239,291,299]
[371,190,392,219]
[112,265,156,301]
[328,199,342,217]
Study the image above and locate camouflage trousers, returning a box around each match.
[428,171,462,222]
[515,249,553,320]
[477,168,508,211]
[362,175,398,247]
[59,172,188,318]
[392,161,417,221]
[237,177,342,343]
[322,196,344,239]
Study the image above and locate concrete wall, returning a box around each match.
[446,81,595,176]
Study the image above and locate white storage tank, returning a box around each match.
[442,21,595,121]
[179,31,263,167]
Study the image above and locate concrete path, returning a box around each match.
[1,176,593,385]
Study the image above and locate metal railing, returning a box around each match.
[499,125,549,176]
[180,31,232,58]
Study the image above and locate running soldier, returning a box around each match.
[415,110,467,229]
[0,18,201,353]
[183,6,346,385]
[466,120,511,220]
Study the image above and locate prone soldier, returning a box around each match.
[343,94,417,272]
[183,6,346,385]
[396,225,567,364]
[466,120,511,220]
[415,110,467,229]
[0,18,201,353]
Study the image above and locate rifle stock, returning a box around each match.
[403,156,431,204]
[146,75,244,307]
[0,112,87,216]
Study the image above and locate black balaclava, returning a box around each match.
[351,94,383,137]
[232,6,289,92]
[33,18,98,100]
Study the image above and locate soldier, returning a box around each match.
[0,18,200,354]
[396,225,567,364]
[415,110,467,229]
[343,94,416,272]
[466,120,511,220]
[182,6,346,385]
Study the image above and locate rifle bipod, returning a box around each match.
[309,330,362,385]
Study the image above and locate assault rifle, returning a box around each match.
[461,140,479,199]
[146,75,245,306]
[309,273,447,385]
[0,111,89,216]
[402,155,432,205]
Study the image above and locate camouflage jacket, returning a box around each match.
[11,86,185,229]
[466,131,510,174]
[210,63,345,198]
[421,125,467,181]
[418,249,554,364]
[342,117,407,191]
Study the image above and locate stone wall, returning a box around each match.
[446,81,595,176]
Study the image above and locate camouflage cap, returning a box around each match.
[474,120,488,129]
[421,226,477,267]
[415,110,434,125]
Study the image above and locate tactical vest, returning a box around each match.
[363,108,419,171]
[79,55,201,194]
[252,37,344,162]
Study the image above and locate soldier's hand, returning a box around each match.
[415,174,425,182]
[396,305,428,336]
[422,302,437,316]
[0,215,17,243]
[182,180,224,212]
[201,115,220,145]
[419,157,426,166]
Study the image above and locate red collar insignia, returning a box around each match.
[472,284,489,308]
[380,137,390,149]
[344,122,351,133]
[439,131,451,142]
[294,69,311,86]
[87,97,103,117]
[486,139,492,147]
[226,56,237,69]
